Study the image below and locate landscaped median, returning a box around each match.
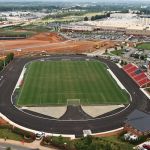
[41,134,134,150]
[0,119,35,143]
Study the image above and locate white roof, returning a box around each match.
[127,26,146,30]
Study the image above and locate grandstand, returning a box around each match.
[123,63,150,87]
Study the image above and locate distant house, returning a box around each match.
[124,109,150,136]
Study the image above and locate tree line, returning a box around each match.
[84,13,110,21]
[0,53,14,71]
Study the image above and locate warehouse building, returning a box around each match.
[126,26,150,36]
[63,13,150,36]
[60,25,94,32]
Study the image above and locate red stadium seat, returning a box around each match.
[123,64,133,70]
[123,63,150,87]
[133,73,147,81]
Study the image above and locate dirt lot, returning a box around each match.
[0,32,117,56]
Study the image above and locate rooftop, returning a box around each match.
[125,109,150,132]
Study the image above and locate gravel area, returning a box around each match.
[25,105,125,118]
[26,106,67,118]
[82,105,125,117]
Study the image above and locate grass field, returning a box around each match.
[111,49,124,56]
[137,42,150,50]
[17,60,129,106]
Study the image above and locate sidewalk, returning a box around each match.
[0,139,60,150]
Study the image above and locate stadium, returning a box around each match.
[0,53,149,138]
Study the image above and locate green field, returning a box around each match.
[137,42,150,50]
[17,60,129,106]
[111,49,124,56]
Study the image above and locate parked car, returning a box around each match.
[35,132,45,140]
[129,135,138,141]
[124,133,132,140]
[143,144,150,150]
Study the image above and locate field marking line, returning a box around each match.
[107,69,128,103]
[0,146,6,149]
[104,64,132,103]
[16,65,31,105]
[107,69,125,90]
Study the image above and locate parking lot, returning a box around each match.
[60,31,150,42]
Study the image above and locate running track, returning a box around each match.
[0,55,149,137]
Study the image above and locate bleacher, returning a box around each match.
[123,63,150,87]
[133,73,147,81]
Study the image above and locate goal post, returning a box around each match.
[67,99,80,106]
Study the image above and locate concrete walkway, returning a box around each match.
[0,139,60,150]
[24,106,67,118]
[82,105,125,117]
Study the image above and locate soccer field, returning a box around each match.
[17,60,129,106]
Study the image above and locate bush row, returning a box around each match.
[41,136,74,150]
[41,135,133,150]
[0,124,35,142]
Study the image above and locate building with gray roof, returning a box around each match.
[124,109,150,136]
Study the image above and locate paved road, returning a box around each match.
[0,55,149,137]
[0,142,32,150]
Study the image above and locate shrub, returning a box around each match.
[12,127,35,142]
[128,135,147,145]
[41,136,73,150]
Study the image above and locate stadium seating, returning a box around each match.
[129,72,136,77]
[123,63,149,87]
[138,78,150,87]
[133,73,147,81]
[123,64,133,70]
[127,66,138,74]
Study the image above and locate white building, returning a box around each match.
[60,25,94,32]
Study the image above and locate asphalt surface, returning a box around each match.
[0,54,149,137]
[59,105,92,120]
[0,142,33,150]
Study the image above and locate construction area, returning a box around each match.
[0,32,117,57]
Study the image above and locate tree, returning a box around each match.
[0,60,4,71]
[140,55,145,60]
[5,53,14,64]
[120,60,124,66]
[84,16,88,21]
[106,13,111,17]
[114,47,118,55]
[121,45,124,49]
[91,16,95,21]
[124,61,127,65]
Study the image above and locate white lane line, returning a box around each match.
[0,80,5,87]
[0,146,6,149]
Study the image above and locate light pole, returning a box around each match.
[0,42,6,67]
